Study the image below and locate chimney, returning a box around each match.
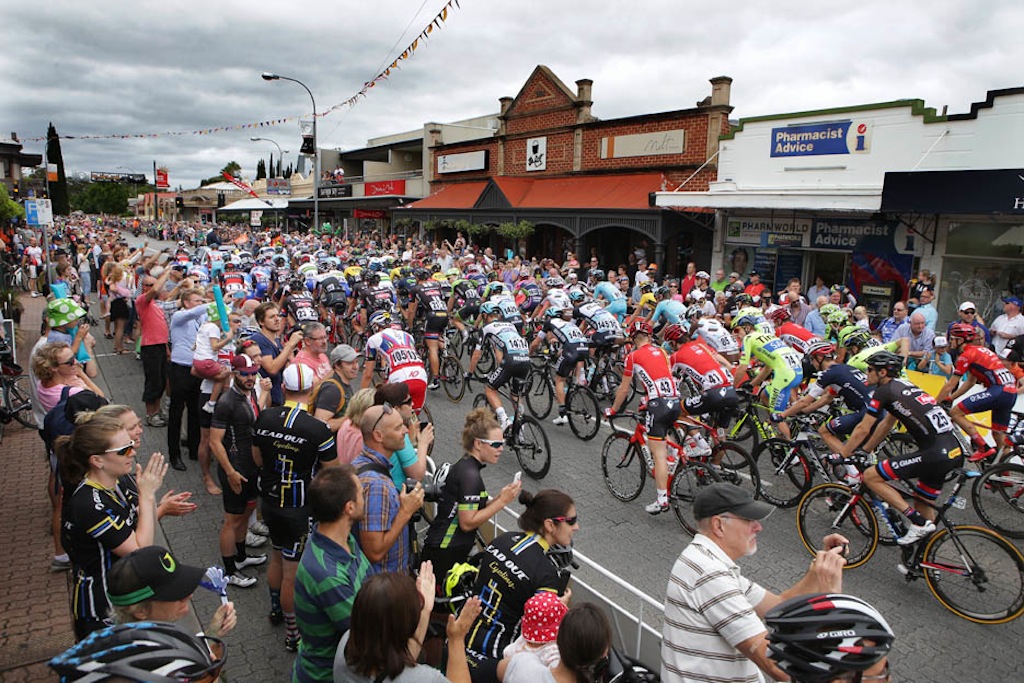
[499,97,513,116]
[10,132,18,142]
[709,76,732,107]
[575,79,593,123]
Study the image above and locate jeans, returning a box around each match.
[167,362,201,462]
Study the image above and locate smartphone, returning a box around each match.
[514,471,522,483]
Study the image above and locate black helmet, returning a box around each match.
[49,621,226,683]
[766,593,894,683]
[413,267,430,281]
[864,350,903,375]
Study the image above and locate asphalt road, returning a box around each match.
[106,231,1022,683]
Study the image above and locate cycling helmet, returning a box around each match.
[948,322,978,342]
[727,281,746,295]
[818,303,841,320]
[864,350,903,375]
[768,306,791,324]
[685,304,704,321]
[443,562,480,614]
[766,593,894,683]
[733,293,754,308]
[365,272,381,287]
[367,310,391,330]
[826,309,850,327]
[413,267,430,281]
[566,272,579,282]
[663,323,687,343]
[838,326,871,349]
[49,621,226,683]
[656,285,672,299]
[638,280,654,295]
[568,289,585,303]
[480,301,500,316]
[430,263,441,274]
[445,267,460,278]
[628,319,652,338]
[590,269,605,281]
[805,340,836,359]
[545,277,565,289]
[731,312,760,330]
[545,306,564,319]
[487,271,499,282]
[488,282,506,297]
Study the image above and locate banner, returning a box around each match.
[155,168,169,188]
[46,163,58,182]
[365,180,406,196]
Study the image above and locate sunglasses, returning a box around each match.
[371,402,394,433]
[59,357,79,367]
[961,309,976,314]
[550,515,578,526]
[476,438,504,449]
[102,440,136,457]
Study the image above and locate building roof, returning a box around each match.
[406,182,488,209]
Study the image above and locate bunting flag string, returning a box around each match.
[22,0,464,143]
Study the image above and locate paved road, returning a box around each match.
[103,231,1021,683]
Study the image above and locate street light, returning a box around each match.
[261,71,319,233]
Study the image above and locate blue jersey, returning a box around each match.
[808,363,871,410]
[594,281,624,303]
[651,300,686,326]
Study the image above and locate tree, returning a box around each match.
[46,122,71,216]
[71,182,129,215]
[268,153,275,179]
[255,159,267,180]
[199,161,243,186]
[0,183,24,223]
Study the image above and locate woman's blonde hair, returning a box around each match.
[54,414,128,487]
[31,342,71,382]
[461,407,500,453]
[344,388,376,425]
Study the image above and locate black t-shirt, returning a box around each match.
[252,405,336,508]
[425,455,487,550]
[62,476,139,621]
[211,387,259,475]
[311,373,352,419]
[466,531,561,663]
[363,284,394,311]
[815,363,871,411]
[866,378,953,445]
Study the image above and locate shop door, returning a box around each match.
[809,252,848,290]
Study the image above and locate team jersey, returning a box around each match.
[362,284,395,312]
[480,321,529,358]
[593,281,624,303]
[623,344,680,400]
[847,341,902,374]
[451,279,482,308]
[544,288,572,310]
[867,378,954,445]
[222,271,249,297]
[670,340,733,390]
[494,296,523,326]
[693,318,740,356]
[297,262,318,281]
[538,317,588,347]
[740,331,803,374]
[954,344,1017,391]
[364,328,424,375]
[343,265,363,284]
[514,279,544,312]
[317,275,348,308]
[775,322,821,355]
[283,291,319,322]
[424,455,487,550]
[806,363,871,410]
[411,280,449,317]
[651,299,686,326]
[253,405,336,508]
[250,266,273,286]
[575,301,621,335]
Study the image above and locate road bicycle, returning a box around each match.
[796,463,1024,624]
[970,457,1024,540]
[584,342,634,405]
[524,353,601,440]
[0,354,34,443]
[724,387,779,449]
[471,375,552,479]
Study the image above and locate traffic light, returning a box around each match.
[12,180,19,198]
[175,196,184,209]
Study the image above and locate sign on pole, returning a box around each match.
[24,199,53,226]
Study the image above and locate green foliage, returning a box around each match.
[466,222,491,236]
[46,122,71,216]
[255,159,267,180]
[0,184,24,223]
[496,220,535,239]
[70,182,130,215]
[199,161,243,187]
[453,219,472,233]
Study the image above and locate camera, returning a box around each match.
[405,478,443,503]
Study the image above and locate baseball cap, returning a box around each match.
[230,355,260,375]
[521,591,568,644]
[1003,296,1023,308]
[107,546,204,606]
[283,363,315,392]
[693,483,774,521]
[330,344,358,363]
[749,271,760,278]
[959,301,976,312]
[934,335,948,347]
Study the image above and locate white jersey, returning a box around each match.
[694,318,739,356]
[545,289,572,310]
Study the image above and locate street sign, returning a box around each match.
[24,199,53,226]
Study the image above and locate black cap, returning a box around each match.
[107,546,204,606]
[693,483,774,521]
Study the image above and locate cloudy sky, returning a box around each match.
[4,0,1021,189]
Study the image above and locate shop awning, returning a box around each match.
[219,197,288,211]
[654,184,881,212]
[881,168,1024,215]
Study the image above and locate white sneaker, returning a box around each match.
[501,418,514,432]
[552,414,568,426]
[897,520,936,546]
[245,531,268,547]
[645,499,669,515]
[250,519,270,536]
[236,553,268,569]
[226,572,258,588]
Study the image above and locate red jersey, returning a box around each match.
[775,322,820,355]
[954,344,1017,392]
[670,340,733,390]
[623,344,679,400]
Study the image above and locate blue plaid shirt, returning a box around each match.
[352,446,411,575]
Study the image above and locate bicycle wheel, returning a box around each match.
[567,385,601,441]
[476,346,496,379]
[5,376,36,429]
[797,483,878,569]
[510,415,551,479]
[670,461,722,535]
[727,409,756,446]
[446,330,464,360]
[709,441,760,501]
[922,525,1024,624]
[972,463,1024,540]
[440,355,466,403]
[524,369,554,420]
[472,393,489,411]
[601,433,645,502]
[754,438,812,508]
[592,369,621,403]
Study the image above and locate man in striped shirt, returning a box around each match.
[661,484,848,683]
[292,466,371,683]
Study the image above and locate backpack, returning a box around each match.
[308,376,347,419]
[43,387,108,450]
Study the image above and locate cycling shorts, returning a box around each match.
[487,356,530,392]
[423,314,449,338]
[218,465,259,514]
[684,386,739,418]
[645,397,682,440]
[321,294,347,310]
[876,433,964,496]
[591,331,619,348]
[826,410,867,438]
[765,367,803,413]
[606,299,627,322]
[957,387,1017,430]
[554,343,588,378]
[261,502,313,561]
[456,305,479,321]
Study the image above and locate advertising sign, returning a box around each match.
[353,209,387,219]
[319,184,353,199]
[364,180,406,196]
[266,178,291,196]
[526,137,547,171]
[91,171,146,184]
[770,121,872,157]
[601,130,685,159]
[438,150,488,174]
[810,218,913,254]
[250,210,262,227]
[726,216,811,246]
[155,168,169,189]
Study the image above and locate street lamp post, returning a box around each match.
[261,72,318,234]
[250,137,289,230]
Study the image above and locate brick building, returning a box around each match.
[398,66,733,271]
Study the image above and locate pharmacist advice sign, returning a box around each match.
[770,121,872,157]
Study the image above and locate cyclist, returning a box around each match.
[664,324,736,458]
[574,292,624,350]
[936,322,1019,459]
[592,269,628,322]
[485,282,525,334]
[731,311,803,440]
[604,320,681,515]
[448,270,483,341]
[838,351,964,545]
[405,268,450,390]
[532,277,571,321]
[357,271,397,337]
[648,285,686,334]
[468,302,531,431]
[513,268,544,317]
[843,327,900,372]
[281,278,320,328]
[530,307,589,426]
[360,310,428,411]
[688,306,740,363]
[769,306,821,355]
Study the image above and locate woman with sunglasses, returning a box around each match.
[55,414,168,640]
[32,342,105,414]
[465,489,579,683]
[421,408,522,589]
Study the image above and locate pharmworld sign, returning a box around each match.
[770,121,872,157]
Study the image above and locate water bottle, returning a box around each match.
[666,451,679,476]
[693,434,712,456]
[683,437,699,459]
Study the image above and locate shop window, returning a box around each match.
[939,257,1024,329]
[946,222,1024,260]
